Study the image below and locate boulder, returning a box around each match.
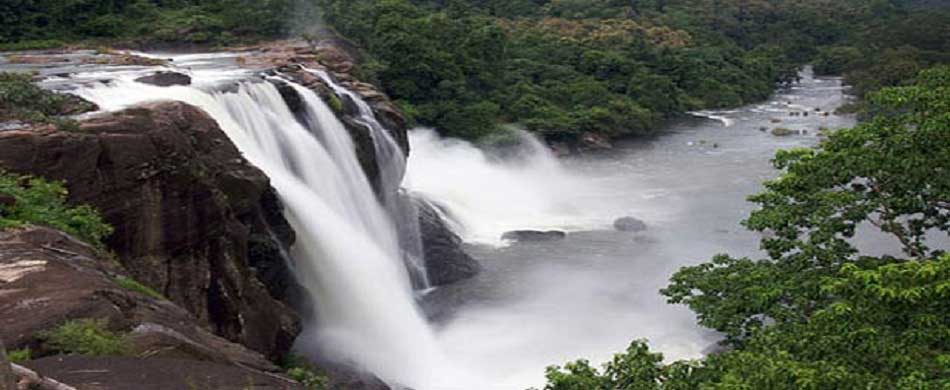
[0,102,300,360]
[771,127,795,136]
[613,217,647,232]
[413,198,480,286]
[0,226,279,373]
[579,132,612,151]
[134,71,191,87]
[502,230,567,242]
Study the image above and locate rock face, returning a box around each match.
[24,356,303,390]
[0,227,281,373]
[414,199,480,286]
[502,230,568,242]
[614,216,647,232]
[0,102,299,360]
[134,71,191,87]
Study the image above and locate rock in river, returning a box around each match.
[134,71,191,87]
[502,230,567,242]
[614,216,647,232]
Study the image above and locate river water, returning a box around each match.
[409,68,865,388]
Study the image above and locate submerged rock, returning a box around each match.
[134,71,191,87]
[502,230,567,242]
[614,216,647,232]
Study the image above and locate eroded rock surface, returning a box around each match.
[0,102,299,360]
[0,226,280,373]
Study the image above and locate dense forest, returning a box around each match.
[3,0,948,141]
[2,1,949,389]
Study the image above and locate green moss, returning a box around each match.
[281,353,329,390]
[8,348,31,363]
[0,72,96,126]
[39,319,129,356]
[325,94,344,114]
[0,171,113,248]
[114,275,165,300]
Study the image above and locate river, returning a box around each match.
[408,68,865,388]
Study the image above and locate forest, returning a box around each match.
[2,0,948,141]
[1,1,949,389]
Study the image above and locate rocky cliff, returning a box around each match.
[0,101,299,360]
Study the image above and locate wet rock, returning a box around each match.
[614,216,647,232]
[413,198,480,286]
[502,230,567,242]
[579,132,612,151]
[0,102,300,360]
[135,71,191,87]
[771,127,795,136]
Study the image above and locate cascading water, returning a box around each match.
[404,129,595,245]
[303,66,431,289]
[74,71,462,388]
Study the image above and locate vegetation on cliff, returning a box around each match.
[0,171,113,248]
[540,66,950,389]
[0,72,96,129]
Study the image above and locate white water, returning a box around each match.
[304,67,431,289]
[73,71,463,389]
[404,129,601,245]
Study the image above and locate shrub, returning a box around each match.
[7,348,31,363]
[0,72,96,127]
[39,319,129,356]
[0,171,113,248]
[282,354,329,390]
[114,275,165,300]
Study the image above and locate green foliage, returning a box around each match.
[7,348,31,363]
[114,275,165,300]
[0,171,113,248]
[281,353,328,390]
[0,72,95,128]
[542,66,950,390]
[0,0,298,47]
[40,319,129,356]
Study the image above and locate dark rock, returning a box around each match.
[0,193,14,208]
[502,230,567,242]
[579,132,612,151]
[414,197,480,286]
[0,226,279,373]
[613,217,647,232]
[0,102,300,361]
[24,356,303,390]
[134,71,191,87]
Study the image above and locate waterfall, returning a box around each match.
[302,67,431,290]
[75,74,457,388]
